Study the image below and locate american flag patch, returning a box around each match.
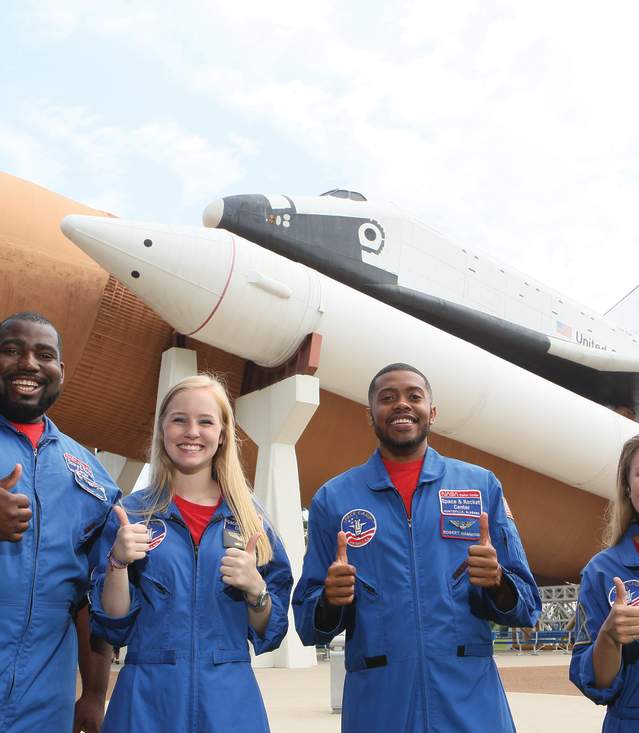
[556,321,573,338]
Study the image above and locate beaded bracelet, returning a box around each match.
[107,547,128,571]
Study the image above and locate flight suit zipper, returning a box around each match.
[392,485,430,729]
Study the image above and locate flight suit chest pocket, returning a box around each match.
[136,571,172,648]
[344,576,387,672]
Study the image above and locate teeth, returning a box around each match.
[392,418,414,424]
[12,379,40,387]
[178,444,203,451]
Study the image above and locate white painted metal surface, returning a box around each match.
[61,215,638,500]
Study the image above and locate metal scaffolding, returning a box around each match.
[538,584,580,630]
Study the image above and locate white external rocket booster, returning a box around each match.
[60,214,636,499]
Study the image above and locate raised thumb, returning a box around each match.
[614,576,627,606]
[479,512,490,546]
[114,505,130,527]
[245,532,260,556]
[0,463,22,491]
[336,530,349,564]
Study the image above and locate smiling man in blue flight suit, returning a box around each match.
[0,312,120,733]
[293,363,541,733]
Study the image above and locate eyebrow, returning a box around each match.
[168,411,218,418]
[0,338,59,354]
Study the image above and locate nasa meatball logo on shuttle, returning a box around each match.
[341,509,377,548]
[608,579,639,607]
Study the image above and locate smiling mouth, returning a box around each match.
[388,416,417,426]
[177,444,204,452]
[9,377,45,395]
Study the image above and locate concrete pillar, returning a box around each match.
[97,451,145,495]
[235,374,320,669]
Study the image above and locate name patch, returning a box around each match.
[439,489,482,540]
[64,452,107,502]
[341,509,377,548]
[223,517,245,549]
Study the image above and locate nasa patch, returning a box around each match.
[608,578,639,607]
[146,519,167,551]
[341,509,377,548]
[223,516,245,549]
[64,452,107,502]
[439,489,482,540]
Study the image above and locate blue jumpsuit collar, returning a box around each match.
[615,522,639,568]
[366,446,446,490]
[0,413,60,442]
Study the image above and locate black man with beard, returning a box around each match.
[0,312,120,733]
[293,363,541,733]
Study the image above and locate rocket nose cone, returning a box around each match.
[203,198,224,228]
[60,214,84,241]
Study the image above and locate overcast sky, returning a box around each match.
[2,1,639,315]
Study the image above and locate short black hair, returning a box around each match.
[368,362,432,403]
[0,311,63,356]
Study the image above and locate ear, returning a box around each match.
[218,432,225,446]
[59,361,65,386]
[429,405,437,424]
[366,407,373,426]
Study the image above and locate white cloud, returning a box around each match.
[6,0,639,311]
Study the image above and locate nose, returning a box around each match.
[184,421,201,438]
[17,350,39,371]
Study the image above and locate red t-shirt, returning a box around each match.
[382,457,424,518]
[10,421,45,449]
[174,494,221,545]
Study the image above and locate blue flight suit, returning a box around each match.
[293,448,541,733]
[0,415,120,733]
[570,523,639,731]
[90,489,293,733]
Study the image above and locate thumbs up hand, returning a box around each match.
[467,513,503,589]
[0,464,32,542]
[220,532,265,598]
[323,531,357,607]
[602,577,639,646]
[108,505,150,567]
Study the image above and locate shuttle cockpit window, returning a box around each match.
[320,189,367,201]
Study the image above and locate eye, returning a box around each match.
[1,347,18,355]
[39,352,56,360]
[172,416,186,424]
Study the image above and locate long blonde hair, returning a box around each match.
[145,373,272,565]
[603,434,639,548]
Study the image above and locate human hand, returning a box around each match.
[601,577,639,646]
[220,533,264,598]
[109,506,149,566]
[73,691,105,733]
[0,464,31,542]
[467,513,502,588]
[323,531,356,607]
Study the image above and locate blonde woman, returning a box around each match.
[90,374,292,732]
[570,434,639,732]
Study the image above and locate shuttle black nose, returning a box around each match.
[203,198,225,228]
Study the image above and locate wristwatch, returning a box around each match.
[245,583,270,610]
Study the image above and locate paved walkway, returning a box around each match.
[100,651,606,732]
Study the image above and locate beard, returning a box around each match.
[0,386,60,423]
[372,418,430,456]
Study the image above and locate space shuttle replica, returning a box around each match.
[61,189,639,502]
